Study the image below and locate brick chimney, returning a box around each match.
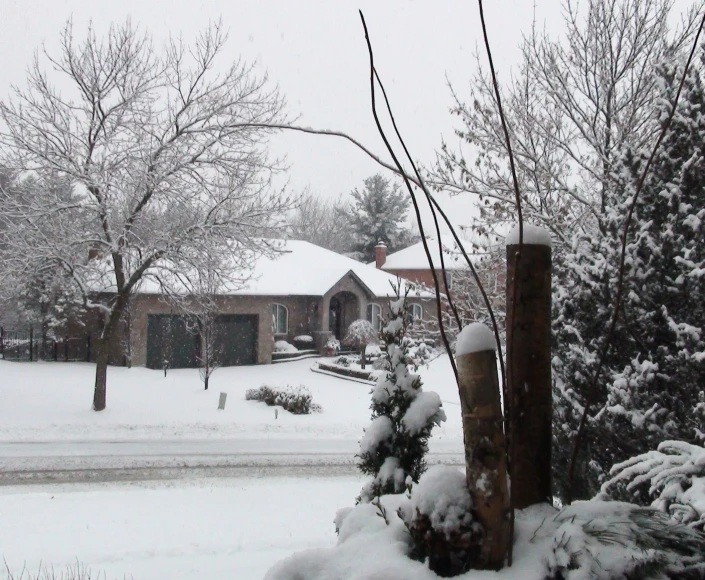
[375,241,387,269]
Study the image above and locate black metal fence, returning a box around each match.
[0,327,91,362]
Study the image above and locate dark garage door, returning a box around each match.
[146,315,199,369]
[214,314,258,366]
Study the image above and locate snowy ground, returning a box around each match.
[0,356,462,445]
[0,476,363,580]
[0,356,463,578]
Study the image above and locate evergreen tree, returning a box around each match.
[343,174,415,262]
[357,290,446,502]
[553,56,705,501]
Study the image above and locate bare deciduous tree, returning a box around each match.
[0,20,293,410]
[288,190,356,255]
[432,0,704,249]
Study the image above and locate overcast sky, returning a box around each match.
[0,0,695,234]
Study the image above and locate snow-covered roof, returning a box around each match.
[130,240,430,298]
[375,236,469,271]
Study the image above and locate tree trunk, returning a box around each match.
[360,346,366,369]
[457,347,510,569]
[506,243,552,509]
[204,372,209,390]
[93,336,109,411]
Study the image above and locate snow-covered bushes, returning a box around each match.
[399,466,483,576]
[266,494,705,580]
[245,385,322,414]
[273,340,298,353]
[357,292,446,502]
[293,335,314,350]
[601,440,705,531]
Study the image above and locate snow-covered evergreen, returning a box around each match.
[602,440,705,531]
[552,55,705,500]
[357,292,446,502]
[341,174,416,263]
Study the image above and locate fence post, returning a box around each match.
[29,327,34,362]
[456,323,510,570]
[64,336,69,362]
[505,225,553,509]
[86,336,91,362]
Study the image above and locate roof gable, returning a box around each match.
[377,236,469,271]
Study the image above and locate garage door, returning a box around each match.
[214,314,258,366]
[146,315,199,369]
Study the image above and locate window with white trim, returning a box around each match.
[366,303,382,331]
[272,303,288,334]
[410,303,423,321]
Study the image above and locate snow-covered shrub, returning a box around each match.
[399,465,483,576]
[293,335,314,350]
[245,385,322,414]
[542,501,705,579]
[601,440,705,531]
[266,496,705,580]
[407,337,432,368]
[334,355,352,367]
[357,291,446,502]
[325,337,340,352]
[273,340,298,353]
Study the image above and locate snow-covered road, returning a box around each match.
[0,438,464,484]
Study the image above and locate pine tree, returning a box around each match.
[357,290,446,502]
[553,56,705,500]
[342,174,415,263]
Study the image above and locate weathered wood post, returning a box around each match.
[505,224,553,509]
[456,323,510,570]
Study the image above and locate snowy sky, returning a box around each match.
[0,0,695,233]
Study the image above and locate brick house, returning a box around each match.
[372,236,468,291]
[79,240,433,369]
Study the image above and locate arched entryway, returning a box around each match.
[328,291,360,340]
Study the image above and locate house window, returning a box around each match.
[444,271,453,291]
[366,303,382,331]
[410,303,423,321]
[272,303,288,335]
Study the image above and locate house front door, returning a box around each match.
[329,296,342,339]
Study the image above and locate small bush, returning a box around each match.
[245,384,322,414]
[334,356,352,367]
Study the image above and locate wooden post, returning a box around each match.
[456,324,510,570]
[506,228,552,509]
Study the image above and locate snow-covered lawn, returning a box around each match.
[0,476,363,580]
[0,356,463,446]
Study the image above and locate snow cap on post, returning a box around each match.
[456,323,496,356]
[505,223,552,247]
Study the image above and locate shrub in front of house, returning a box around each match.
[245,384,322,415]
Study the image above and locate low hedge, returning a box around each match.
[245,384,322,415]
